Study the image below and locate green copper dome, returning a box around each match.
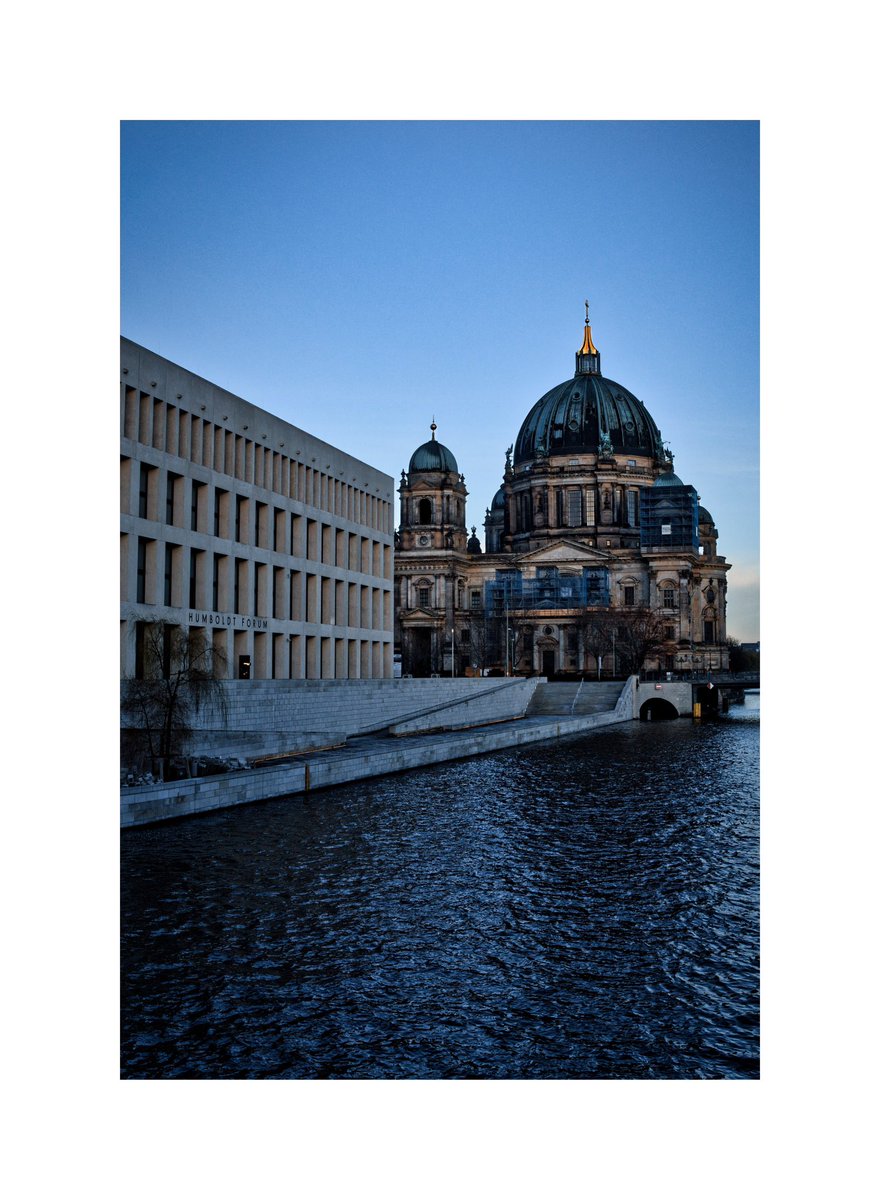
[513,309,664,466]
[653,470,685,487]
[408,423,459,474]
[514,373,664,465]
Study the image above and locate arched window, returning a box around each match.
[661,583,676,609]
[418,498,432,524]
[702,607,716,644]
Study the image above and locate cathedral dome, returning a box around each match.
[490,487,505,511]
[408,422,459,474]
[654,470,685,488]
[513,308,663,466]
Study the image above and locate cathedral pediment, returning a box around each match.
[515,539,612,566]
[400,607,443,625]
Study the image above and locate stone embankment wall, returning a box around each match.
[121,677,542,760]
[121,678,639,828]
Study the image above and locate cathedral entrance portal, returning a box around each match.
[542,650,556,676]
[409,628,433,677]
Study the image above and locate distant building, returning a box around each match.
[395,307,731,677]
[121,338,395,680]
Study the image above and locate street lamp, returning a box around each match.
[504,598,510,676]
[611,628,616,679]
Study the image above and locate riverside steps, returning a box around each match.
[120,677,638,828]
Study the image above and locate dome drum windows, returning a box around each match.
[567,489,582,527]
[418,498,433,525]
[626,489,639,528]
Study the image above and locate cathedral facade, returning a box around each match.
[394,307,730,678]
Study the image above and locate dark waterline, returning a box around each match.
[121,694,759,1079]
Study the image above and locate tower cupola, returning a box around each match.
[575,300,601,375]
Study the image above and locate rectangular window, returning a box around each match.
[470,590,482,609]
[164,545,174,606]
[662,587,675,608]
[322,576,332,623]
[191,481,204,532]
[624,586,635,606]
[255,501,268,548]
[290,570,302,621]
[583,489,596,526]
[166,473,181,526]
[306,574,318,622]
[137,538,148,603]
[139,464,151,519]
[212,553,221,610]
[273,566,284,620]
[568,490,582,527]
[627,491,638,527]
[189,549,200,608]
[214,488,227,537]
[234,558,245,614]
[704,620,715,643]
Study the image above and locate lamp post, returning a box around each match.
[504,598,510,676]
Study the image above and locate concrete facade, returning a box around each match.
[120,339,395,680]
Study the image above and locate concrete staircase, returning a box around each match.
[527,681,626,717]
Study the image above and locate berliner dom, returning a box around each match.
[395,305,730,679]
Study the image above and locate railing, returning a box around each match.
[639,668,759,684]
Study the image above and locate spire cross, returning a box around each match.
[584,299,590,325]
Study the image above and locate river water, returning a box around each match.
[121,693,759,1079]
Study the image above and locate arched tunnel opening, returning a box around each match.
[639,698,679,722]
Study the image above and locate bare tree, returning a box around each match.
[573,606,667,676]
[573,608,617,673]
[461,612,492,673]
[121,622,228,780]
[613,607,668,675]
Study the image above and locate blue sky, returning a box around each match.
[121,120,759,639]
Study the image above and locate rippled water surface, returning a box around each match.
[121,696,759,1079]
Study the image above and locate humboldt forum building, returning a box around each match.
[120,338,396,682]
